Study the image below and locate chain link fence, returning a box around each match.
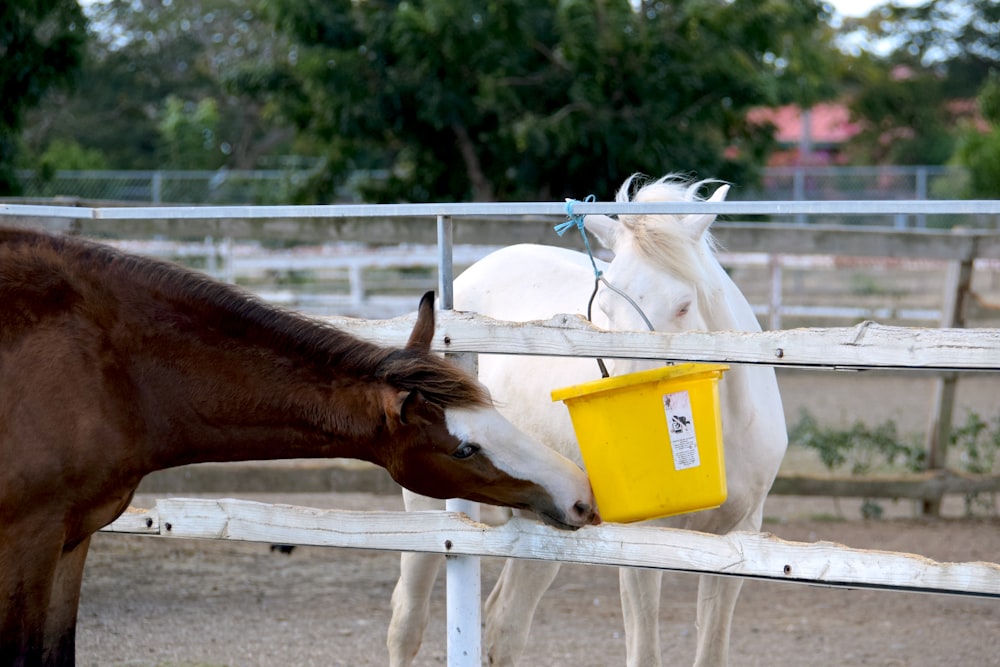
[14,168,323,205]
[738,165,978,227]
[740,166,968,201]
[12,165,986,227]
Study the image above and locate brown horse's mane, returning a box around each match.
[1,228,489,409]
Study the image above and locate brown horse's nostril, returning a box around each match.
[574,501,600,525]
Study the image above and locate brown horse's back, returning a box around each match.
[1,229,85,344]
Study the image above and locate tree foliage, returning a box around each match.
[841,57,958,164]
[952,72,1000,197]
[21,0,296,171]
[839,0,999,167]
[10,0,1000,205]
[844,0,998,92]
[0,0,87,193]
[158,96,222,169]
[263,0,836,202]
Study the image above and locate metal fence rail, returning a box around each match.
[5,198,1000,220]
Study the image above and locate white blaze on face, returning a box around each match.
[444,405,591,507]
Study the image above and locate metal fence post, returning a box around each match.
[437,214,482,667]
[915,167,928,229]
[151,171,163,204]
[792,167,806,224]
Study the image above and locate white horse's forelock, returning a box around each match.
[613,173,726,318]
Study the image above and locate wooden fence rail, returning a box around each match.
[328,310,1000,371]
[330,311,1000,508]
[103,497,1000,599]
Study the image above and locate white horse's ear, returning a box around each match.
[583,214,619,250]
[685,184,729,239]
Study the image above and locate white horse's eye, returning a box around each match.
[677,302,691,317]
[453,442,481,460]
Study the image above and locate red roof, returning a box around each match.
[748,103,862,145]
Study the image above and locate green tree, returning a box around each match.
[21,0,295,171]
[838,0,1000,166]
[951,72,1000,197]
[158,96,222,168]
[0,0,87,193]
[843,0,998,95]
[263,0,837,202]
[38,138,108,171]
[842,59,957,164]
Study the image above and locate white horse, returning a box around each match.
[387,174,787,667]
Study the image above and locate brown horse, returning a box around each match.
[0,227,599,667]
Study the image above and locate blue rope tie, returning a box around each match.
[554,194,602,279]
[554,194,660,377]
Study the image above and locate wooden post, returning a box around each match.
[348,264,365,306]
[923,254,974,515]
[768,254,783,331]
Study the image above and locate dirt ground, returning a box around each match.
[76,491,1000,667]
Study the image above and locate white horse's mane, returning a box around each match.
[615,173,724,307]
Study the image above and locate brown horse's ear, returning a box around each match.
[385,388,431,427]
[406,291,436,351]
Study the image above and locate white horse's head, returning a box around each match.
[582,175,730,368]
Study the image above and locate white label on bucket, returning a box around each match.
[662,390,700,470]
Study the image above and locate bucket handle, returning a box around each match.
[587,274,658,378]
[558,196,658,379]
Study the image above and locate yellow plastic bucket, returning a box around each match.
[551,363,728,523]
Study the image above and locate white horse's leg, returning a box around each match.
[388,551,443,666]
[690,504,766,667]
[484,548,562,666]
[387,490,445,667]
[692,574,744,667]
[620,567,663,667]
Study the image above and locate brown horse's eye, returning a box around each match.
[453,442,480,460]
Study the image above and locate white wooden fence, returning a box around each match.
[100,309,1000,601]
[95,238,964,323]
[103,496,1000,597]
[5,198,1000,666]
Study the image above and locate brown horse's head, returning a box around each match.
[375,293,599,530]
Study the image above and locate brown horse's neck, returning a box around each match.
[3,229,491,482]
[6,229,406,474]
[127,332,391,471]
